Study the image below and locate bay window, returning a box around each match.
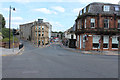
[104,19,109,28]
[91,18,95,28]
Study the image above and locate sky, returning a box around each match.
[0,0,120,32]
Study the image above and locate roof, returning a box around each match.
[76,2,120,21]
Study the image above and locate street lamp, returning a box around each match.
[9,6,15,49]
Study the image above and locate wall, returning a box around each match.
[1,42,19,48]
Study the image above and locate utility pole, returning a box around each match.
[9,6,11,49]
[8,6,15,49]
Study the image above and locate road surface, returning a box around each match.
[2,41,118,78]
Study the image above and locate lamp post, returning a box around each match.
[9,6,15,49]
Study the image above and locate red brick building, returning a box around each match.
[75,2,120,51]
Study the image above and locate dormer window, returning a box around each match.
[84,7,86,13]
[80,11,82,15]
[114,6,119,11]
[103,5,110,11]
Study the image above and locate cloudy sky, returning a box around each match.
[0,0,119,31]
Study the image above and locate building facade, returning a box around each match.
[20,22,33,40]
[20,19,52,46]
[75,2,120,51]
[32,20,49,46]
[64,27,76,40]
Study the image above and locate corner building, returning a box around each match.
[75,2,120,51]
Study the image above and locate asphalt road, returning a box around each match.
[2,41,118,78]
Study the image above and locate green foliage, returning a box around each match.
[2,28,13,38]
[0,32,2,36]
[2,17,6,28]
[0,14,6,28]
[1,28,19,42]
[1,37,18,42]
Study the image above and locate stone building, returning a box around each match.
[20,19,52,46]
[75,2,120,51]
[20,22,33,40]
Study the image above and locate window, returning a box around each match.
[77,35,79,47]
[112,44,118,48]
[103,36,109,49]
[39,32,41,36]
[39,26,41,30]
[80,11,82,15]
[36,32,37,36]
[91,18,95,28]
[112,36,118,49]
[114,6,119,11]
[71,35,73,39]
[77,21,80,29]
[84,7,86,13]
[88,5,91,12]
[93,35,100,49]
[84,19,86,28]
[104,19,109,28]
[77,20,81,29]
[36,26,37,30]
[103,44,108,48]
[103,5,110,11]
[42,26,44,30]
[93,43,99,48]
[42,32,44,36]
[118,19,120,29]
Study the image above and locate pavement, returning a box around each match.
[2,41,118,78]
[60,43,119,56]
[0,47,24,56]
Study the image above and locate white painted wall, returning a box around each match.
[65,32,76,39]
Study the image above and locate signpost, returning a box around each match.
[12,29,16,52]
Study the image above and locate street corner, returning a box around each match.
[17,46,24,55]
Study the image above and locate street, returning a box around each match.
[2,41,118,78]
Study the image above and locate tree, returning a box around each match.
[2,28,13,38]
[0,14,6,28]
[2,17,6,28]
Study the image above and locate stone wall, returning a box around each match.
[0,42,19,48]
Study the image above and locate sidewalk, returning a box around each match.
[0,47,24,56]
[60,44,119,56]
